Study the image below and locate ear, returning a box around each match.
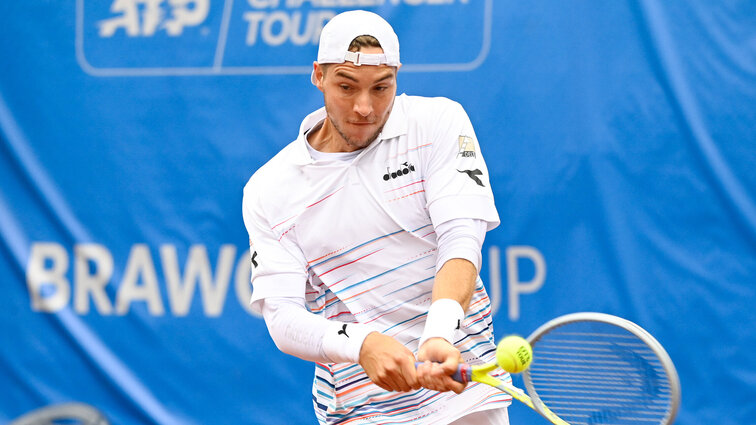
[313,62,325,92]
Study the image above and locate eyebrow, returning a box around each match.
[334,70,395,84]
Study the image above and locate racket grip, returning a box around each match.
[414,362,472,384]
[452,364,472,383]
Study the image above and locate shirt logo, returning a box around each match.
[457,136,476,158]
[382,162,416,181]
[338,324,349,338]
[457,169,485,187]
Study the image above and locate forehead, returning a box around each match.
[326,45,396,81]
[329,62,396,80]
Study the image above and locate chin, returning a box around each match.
[346,138,374,150]
[334,121,384,150]
[343,131,374,146]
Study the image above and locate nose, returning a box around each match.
[353,91,373,117]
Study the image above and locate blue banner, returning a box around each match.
[1,1,754,424]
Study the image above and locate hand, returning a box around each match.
[416,337,466,394]
[359,332,420,392]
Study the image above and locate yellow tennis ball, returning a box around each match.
[496,335,533,373]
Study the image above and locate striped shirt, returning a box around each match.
[243,94,511,424]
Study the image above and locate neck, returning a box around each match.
[307,118,353,153]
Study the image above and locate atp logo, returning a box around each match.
[98,0,210,37]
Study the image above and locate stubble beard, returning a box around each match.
[331,119,386,151]
[323,96,394,151]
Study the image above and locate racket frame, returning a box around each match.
[463,363,570,425]
[521,312,681,425]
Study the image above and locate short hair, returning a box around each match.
[348,35,382,52]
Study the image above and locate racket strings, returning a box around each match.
[528,323,674,424]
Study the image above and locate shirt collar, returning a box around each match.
[291,107,327,165]
[291,94,408,166]
[378,93,408,140]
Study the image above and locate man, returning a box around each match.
[242,10,511,424]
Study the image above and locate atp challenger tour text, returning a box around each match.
[243,0,471,46]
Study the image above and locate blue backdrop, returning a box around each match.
[1,1,754,424]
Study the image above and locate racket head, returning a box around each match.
[522,312,681,425]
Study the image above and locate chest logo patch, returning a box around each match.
[383,161,416,181]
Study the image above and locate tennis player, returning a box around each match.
[242,10,511,424]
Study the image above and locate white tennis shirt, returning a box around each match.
[242,94,512,424]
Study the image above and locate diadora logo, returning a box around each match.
[383,162,416,181]
[98,0,210,37]
[458,169,485,187]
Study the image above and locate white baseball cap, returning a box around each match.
[311,10,401,84]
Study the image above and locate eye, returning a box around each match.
[339,84,352,91]
[374,86,388,92]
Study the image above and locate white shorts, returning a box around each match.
[449,407,509,425]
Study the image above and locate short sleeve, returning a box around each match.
[424,101,500,230]
[242,181,309,314]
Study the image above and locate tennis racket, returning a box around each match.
[450,312,681,425]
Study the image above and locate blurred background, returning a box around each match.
[1,1,754,424]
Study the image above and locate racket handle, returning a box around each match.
[453,363,472,383]
[414,362,472,384]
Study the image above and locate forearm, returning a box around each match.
[416,257,477,395]
[431,217,487,311]
[262,296,375,364]
[432,258,477,311]
[264,297,420,392]
[419,218,486,348]
[418,259,475,349]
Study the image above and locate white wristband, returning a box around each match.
[418,298,465,349]
[322,322,376,364]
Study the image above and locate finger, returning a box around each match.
[417,361,438,390]
[415,361,431,389]
[419,361,460,393]
[380,374,404,392]
[416,338,441,363]
[428,362,448,392]
[388,353,418,392]
[440,352,461,375]
[367,369,391,392]
[370,366,402,393]
[374,380,394,392]
[399,357,420,390]
[370,375,394,392]
[440,355,467,393]
[389,369,411,393]
[444,373,467,394]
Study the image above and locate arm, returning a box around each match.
[245,183,419,392]
[262,296,373,363]
[263,296,420,392]
[416,218,487,394]
[432,257,477,309]
[429,216,488,310]
[416,100,499,393]
[360,217,483,393]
